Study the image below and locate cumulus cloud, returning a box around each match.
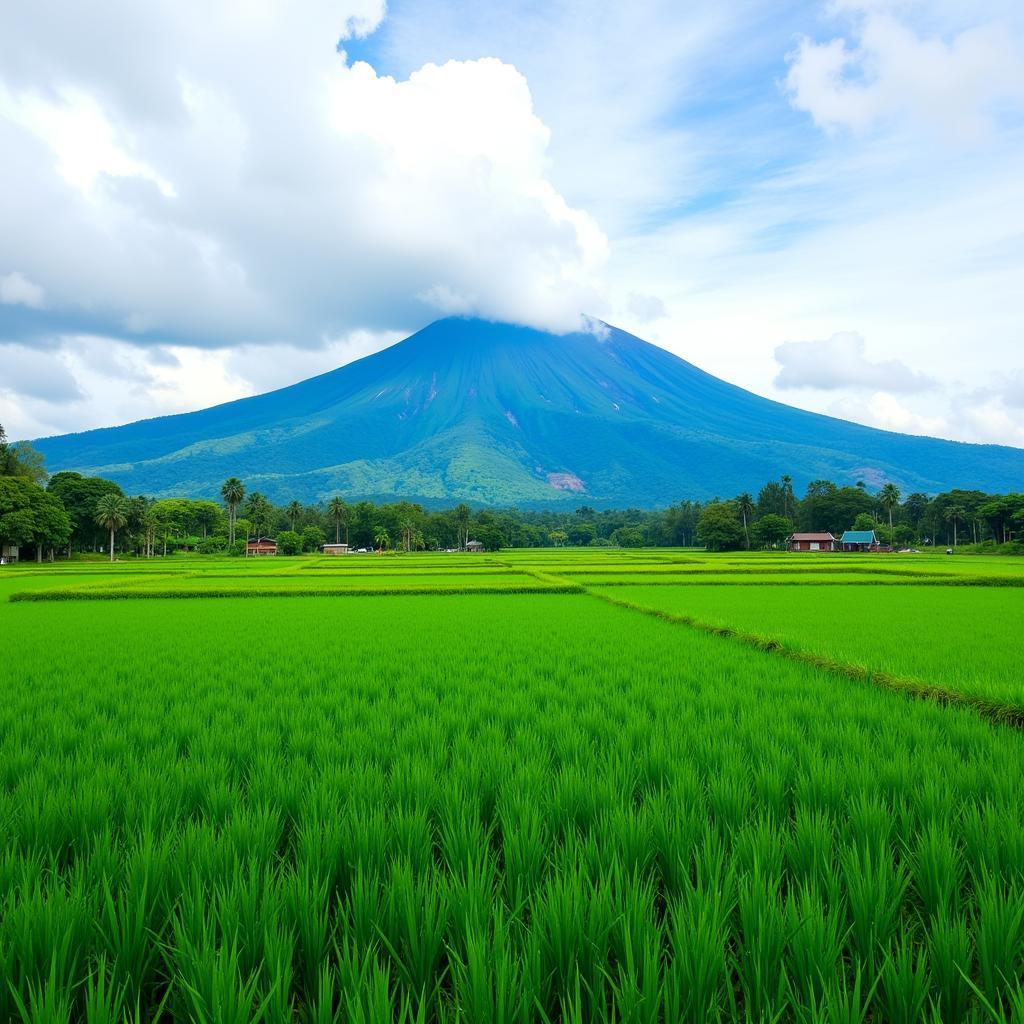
[785,8,1024,140]
[626,292,667,323]
[0,343,82,401]
[827,391,947,437]
[0,271,45,308]
[774,331,935,392]
[0,0,607,358]
[1000,369,1024,409]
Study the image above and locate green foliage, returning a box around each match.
[46,471,123,549]
[0,477,72,556]
[301,525,326,552]
[696,501,744,551]
[751,513,792,548]
[276,530,303,556]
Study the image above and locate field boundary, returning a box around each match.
[570,575,1024,587]
[588,588,1024,727]
[9,583,585,602]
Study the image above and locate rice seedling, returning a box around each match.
[1,552,1022,1021]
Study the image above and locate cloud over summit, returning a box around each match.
[0,0,606,356]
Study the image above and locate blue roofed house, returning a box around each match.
[840,530,881,552]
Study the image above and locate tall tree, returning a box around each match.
[286,500,303,531]
[94,494,129,563]
[696,501,744,552]
[944,505,966,547]
[220,478,245,546]
[47,472,123,552]
[879,483,901,544]
[737,492,755,550]
[193,500,221,539]
[780,475,795,521]
[328,497,348,545]
[453,503,471,551]
[244,492,273,538]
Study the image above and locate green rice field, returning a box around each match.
[2,548,1023,1022]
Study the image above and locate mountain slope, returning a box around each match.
[32,318,1024,505]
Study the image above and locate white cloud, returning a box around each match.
[0,343,81,401]
[774,331,934,392]
[0,271,45,308]
[827,391,947,437]
[785,9,1024,140]
[626,292,668,323]
[1001,371,1024,409]
[0,0,607,356]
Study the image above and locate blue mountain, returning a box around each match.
[32,317,1024,506]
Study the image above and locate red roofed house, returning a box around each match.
[246,536,278,556]
[788,532,837,552]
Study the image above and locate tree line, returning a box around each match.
[695,477,1024,552]
[2,426,1022,558]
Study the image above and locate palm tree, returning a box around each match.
[221,478,245,546]
[454,503,471,551]
[328,497,348,545]
[374,527,389,553]
[94,494,129,563]
[780,475,794,521]
[879,483,901,545]
[944,505,966,547]
[286,501,303,531]
[245,493,273,539]
[737,493,754,550]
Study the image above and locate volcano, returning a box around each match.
[31,318,1024,505]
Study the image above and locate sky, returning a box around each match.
[1,0,1023,448]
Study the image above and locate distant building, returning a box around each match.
[787,532,837,552]
[321,543,349,555]
[465,540,485,552]
[246,536,278,556]
[0,543,18,563]
[840,530,880,552]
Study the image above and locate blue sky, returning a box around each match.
[1,0,1023,446]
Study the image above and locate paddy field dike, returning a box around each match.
[2,547,1023,1022]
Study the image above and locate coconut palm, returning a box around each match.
[328,497,348,545]
[245,493,273,540]
[453,503,471,551]
[879,483,901,545]
[221,478,245,546]
[737,493,754,550]
[286,500,303,531]
[374,527,390,553]
[94,494,129,563]
[780,475,794,520]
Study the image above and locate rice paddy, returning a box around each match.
[2,547,1023,1021]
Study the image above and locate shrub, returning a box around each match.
[301,525,326,553]
[277,530,303,556]
[197,537,226,554]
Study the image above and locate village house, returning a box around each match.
[465,540,485,552]
[245,536,278,556]
[321,543,349,555]
[787,532,837,552]
[840,530,881,552]
[0,543,19,563]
